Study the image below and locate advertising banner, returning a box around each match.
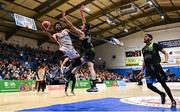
[125,57,140,66]
[0,80,34,92]
[70,80,91,88]
[158,39,180,48]
[104,80,118,87]
[117,80,126,86]
[48,85,65,90]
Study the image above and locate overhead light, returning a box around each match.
[106,19,112,24]
[124,29,128,32]
[111,22,116,25]
[147,1,153,6]
[161,15,165,19]
[25,62,28,65]
[84,7,91,12]
[106,18,116,25]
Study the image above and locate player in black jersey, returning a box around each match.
[61,57,76,96]
[138,34,176,109]
[62,6,98,92]
[79,6,97,92]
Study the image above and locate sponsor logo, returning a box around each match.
[120,96,180,108]
[4,82,16,88]
[4,82,9,87]
[79,82,89,87]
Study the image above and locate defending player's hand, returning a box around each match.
[80,5,84,11]
[62,11,66,18]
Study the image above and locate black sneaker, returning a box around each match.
[87,87,98,92]
[171,100,176,109]
[161,92,166,104]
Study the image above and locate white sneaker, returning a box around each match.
[65,91,68,96]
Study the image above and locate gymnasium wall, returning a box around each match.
[95,22,180,76]
[0,32,58,51]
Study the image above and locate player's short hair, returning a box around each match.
[54,22,62,29]
[145,34,153,40]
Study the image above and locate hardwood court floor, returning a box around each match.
[0,83,179,111]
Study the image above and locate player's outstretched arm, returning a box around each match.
[62,11,85,39]
[80,5,86,25]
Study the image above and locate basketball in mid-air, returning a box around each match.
[42,21,51,30]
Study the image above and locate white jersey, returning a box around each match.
[53,29,79,59]
[53,29,72,49]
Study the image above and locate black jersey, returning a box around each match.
[82,32,93,50]
[142,42,163,65]
[81,32,95,62]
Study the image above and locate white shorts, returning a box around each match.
[60,46,80,59]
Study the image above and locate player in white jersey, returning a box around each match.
[42,22,82,82]
[51,22,79,60]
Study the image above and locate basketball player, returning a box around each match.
[62,7,98,92]
[61,57,76,95]
[138,34,176,109]
[42,21,82,82]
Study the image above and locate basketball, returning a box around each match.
[42,21,51,30]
